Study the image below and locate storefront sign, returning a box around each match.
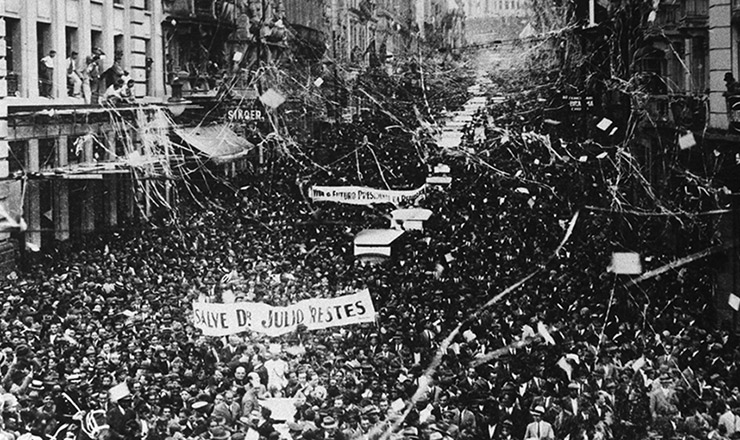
[227,108,264,121]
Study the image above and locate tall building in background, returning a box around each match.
[463,0,530,45]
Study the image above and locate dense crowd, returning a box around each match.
[0,74,732,440]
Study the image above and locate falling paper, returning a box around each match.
[522,325,536,339]
[260,88,286,109]
[463,329,477,342]
[609,126,618,136]
[233,52,244,62]
[678,131,697,150]
[256,398,297,422]
[538,322,556,345]
[543,119,562,125]
[314,77,324,87]
[631,355,646,371]
[109,382,131,402]
[474,126,486,142]
[391,398,405,412]
[557,357,573,381]
[245,429,259,440]
[578,156,588,162]
[596,118,613,131]
[450,342,460,354]
[729,293,740,311]
[445,253,455,263]
[515,187,530,195]
[610,252,642,274]
[596,152,608,159]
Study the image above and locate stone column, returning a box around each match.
[101,0,116,72]
[105,130,118,228]
[79,0,93,60]
[150,0,165,97]
[54,135,69,241]
[20,0,39,98]
[0,9,8,244]
[708,0,733,128]
[25,139,40,250]
[52,0,68,98]
[80,135,95,233]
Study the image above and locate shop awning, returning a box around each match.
[175,124,255,164]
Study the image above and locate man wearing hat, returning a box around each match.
[55,372,88,424]
[206,426,231,440]
[494,420,515,440]
[523,406,554,440]
[320,415,346,440]
[106,385,137,440]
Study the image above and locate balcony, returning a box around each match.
[733,0,740,21]
[644,4,681,37]
[679,0,708,30]
[635,94,707,131]
[163,0,216,19]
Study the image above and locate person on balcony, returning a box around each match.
[39,50,56,98]
[66,52,82,98]
[724,73,740,96]
[80,55,100,105]
[100,79,124,106]
[119,79,137,105]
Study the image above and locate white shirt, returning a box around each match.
[719,410,740,435]
[264,358,288,390]
[41,56,55,69]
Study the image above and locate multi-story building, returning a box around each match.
[0,0,174,264]
[462,0,529,46]
[0,0,330,269]
[421,0,466,52]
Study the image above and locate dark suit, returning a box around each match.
[106,404,137,440]
[497,404,527,440]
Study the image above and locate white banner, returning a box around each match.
[193,290,376,337]
[308,185,426,205]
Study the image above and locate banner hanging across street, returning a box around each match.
[308,185,427,205]
[193,289,377,337]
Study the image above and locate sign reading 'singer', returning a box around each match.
[192,290,376,337]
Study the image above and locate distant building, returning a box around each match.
[462,0,531,46]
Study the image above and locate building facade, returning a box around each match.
[0,0,296,267]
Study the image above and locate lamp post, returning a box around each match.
[167,79,188,117]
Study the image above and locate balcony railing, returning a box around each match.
[164,0,215,18]
[637,94,707,130]
[682,0,708,17]
[733,0,740,20]
[727,95,740,133]
[7,73,19,97]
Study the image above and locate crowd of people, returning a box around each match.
[0,68,733,440]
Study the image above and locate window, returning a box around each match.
[38,139,56,170]
[6,18,20,96]
[8,142,26,176]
